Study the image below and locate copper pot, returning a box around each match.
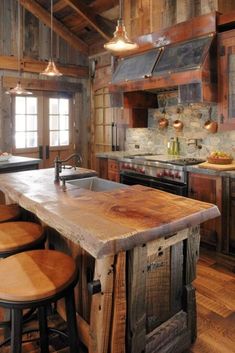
[173,119,183,132]
[204,120,218,134]
[158,117,169,129]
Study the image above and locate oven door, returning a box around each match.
[120,171,187,196]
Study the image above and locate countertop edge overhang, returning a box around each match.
[0,169,220,259]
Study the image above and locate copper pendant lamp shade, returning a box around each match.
[40,0,62,77]
[104,0,138,53]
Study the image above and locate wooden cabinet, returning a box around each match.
[228,178,235,254]
[218,29,235,130]
[96,157,120,182]
[107,159,120,182]
[188,173,222,249]
[95,157,108,179]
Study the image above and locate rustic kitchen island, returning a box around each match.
[0,168,219,353]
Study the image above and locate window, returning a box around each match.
[14,96,38,149]
[49,98,69,147]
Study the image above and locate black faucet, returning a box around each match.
[54,153,82,182]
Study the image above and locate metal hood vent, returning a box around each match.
[109,34,217,104]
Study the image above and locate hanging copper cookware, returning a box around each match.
[204,107,218,134]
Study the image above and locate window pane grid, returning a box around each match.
[49,98,69,147]
[15,97,38,149]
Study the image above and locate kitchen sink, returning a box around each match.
[67,177,127,192]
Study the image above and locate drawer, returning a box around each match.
[108,159,119,172]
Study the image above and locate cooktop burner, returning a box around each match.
[168,158,205,166]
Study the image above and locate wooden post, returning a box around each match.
[89,256,115,353]
[183,226,200,343]
[110,252,126,353]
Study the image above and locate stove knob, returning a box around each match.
[140,167,145,174]
[156,172,163,177]
[164,170,169,176]
[175,172,181,179]
[169,171,174,178]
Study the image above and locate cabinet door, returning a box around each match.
[188,173,222,248]
[218,30,235,130]
[96,157,108,179]
[108,159,120,182]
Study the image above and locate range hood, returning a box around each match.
[109,34,217,104]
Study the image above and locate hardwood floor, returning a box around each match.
[0,249,234,352]
[186,249,235,353]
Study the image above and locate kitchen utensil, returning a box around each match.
[204,107,218,133]
[158,117,169,129]
[173,120,183,132]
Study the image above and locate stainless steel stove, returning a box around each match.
[119,154,205,196]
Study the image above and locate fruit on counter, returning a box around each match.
[209,151,232,159]
[0,152,10,156]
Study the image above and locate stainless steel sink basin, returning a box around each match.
[67,177,127,192]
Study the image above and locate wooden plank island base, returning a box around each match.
[0,168,220,353]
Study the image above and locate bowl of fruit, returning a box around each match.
[207,151,233,164]
[0,152,12,162]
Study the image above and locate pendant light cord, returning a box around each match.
[119,0,123,21]
[17,0,21,79]
[50,0,53,61]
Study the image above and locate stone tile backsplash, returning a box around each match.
[125,104,235,158]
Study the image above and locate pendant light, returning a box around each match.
[6,0,32,95]
[104,0,138,53]
[40,0,62,76]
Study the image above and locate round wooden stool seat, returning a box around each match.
[0,249,77,302]
[0,205,20,223]
[0,250,79,353]
[0,222,45,257]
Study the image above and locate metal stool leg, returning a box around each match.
[38,306,49,353]
[65,290,79,353]
[11,308,22,353]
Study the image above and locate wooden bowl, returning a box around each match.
[207,156,233,165]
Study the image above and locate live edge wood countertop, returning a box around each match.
[0,168,220,259]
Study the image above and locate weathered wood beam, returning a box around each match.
[3,76,83,93]
[53,0,67,13]
[0,55,88,78]
[19,0,88,54]
[64,0,114,41]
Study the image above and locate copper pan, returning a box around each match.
[158,117,169,129]
[173,119,183,132]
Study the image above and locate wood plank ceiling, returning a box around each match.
[20,0,119,55]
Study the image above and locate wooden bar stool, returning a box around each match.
[0,249,79,353]
[0,221,45,258]
[0,204,21,223]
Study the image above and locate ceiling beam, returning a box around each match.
[20,0,88,54]
[0,56,89,78]
[64,0,114,41]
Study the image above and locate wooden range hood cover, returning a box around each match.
[109,14,218,104]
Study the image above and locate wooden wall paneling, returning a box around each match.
[127,245,147,353]
[218,0,235,14]
[171,241,183,316]
[23,8,39,59]
[176,0,194,23]
[162,0,177,28]
[146,247,171,333]
[200,0,217,14]
[149,0,164,33]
